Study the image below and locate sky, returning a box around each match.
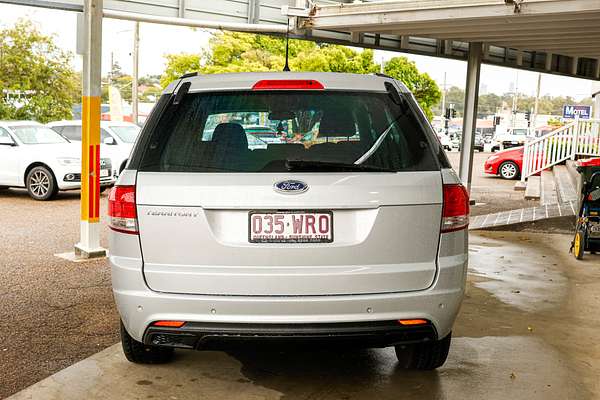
[0,3,596,100]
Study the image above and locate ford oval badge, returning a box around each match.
[273,180,309,194]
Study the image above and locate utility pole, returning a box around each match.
[441,71,447,118]
[511,71,519,127]
[109,51,114,84]
[132,22,140,125]
[532,72,541,131]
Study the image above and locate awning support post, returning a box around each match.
[459,42,483,192]
[75,0,106,259]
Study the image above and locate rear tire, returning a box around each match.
[499,161,519,180]
[395,332,451,370]
[120,321,174,364]
[26,166,58,200]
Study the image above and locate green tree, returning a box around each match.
[160,53,201,88]
[160,32,441,118]
[478,93,503,115]
[383,57,441,119]
[0,20,77,122]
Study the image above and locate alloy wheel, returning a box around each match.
[500,162,517,179]
[29,170,50,197]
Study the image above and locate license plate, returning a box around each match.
[511,141,519,144]
[591,224,600,233]
[249,211,333,243]
[100,169,110,177]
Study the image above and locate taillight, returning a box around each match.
[251,79,324,90]
[441,184,469,233]
[108,185,138,235]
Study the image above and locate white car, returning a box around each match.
[0,121,114,200]
[494,127,530,150]
[110,72,468,370]
[437,132,453,151]
[48,120,141,176]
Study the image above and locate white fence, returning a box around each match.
[521,118,600,181]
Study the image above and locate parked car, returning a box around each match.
[448,129,461,151]
[484,146,523,179]
[0,121,114,200]
[437,130,481,152]
[109,72,469,369]
[493,127,529,151]
[474,132,485,152]
[48,120,140,176]
[437,132,452,151]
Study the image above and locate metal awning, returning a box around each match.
[3,0,600,80]
[285,0,600,80]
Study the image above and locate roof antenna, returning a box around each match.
[283,18,291,72]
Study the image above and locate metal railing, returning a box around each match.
[521,117,600,181]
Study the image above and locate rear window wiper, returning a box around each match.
[285,159,396,172]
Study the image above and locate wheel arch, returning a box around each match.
[24,162,58,186]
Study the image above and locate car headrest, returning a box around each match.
[319,112,356,138]
[212,123,248,151]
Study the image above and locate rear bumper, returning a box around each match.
[114,284,463,344]
[143,320,438,349]
[111,220,467,346]
[112,251,466,345]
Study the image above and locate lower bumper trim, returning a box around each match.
[143,320,437,349]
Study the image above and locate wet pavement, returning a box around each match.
[7,231,600,400]
[0,151,535,398]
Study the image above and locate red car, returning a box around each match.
[484,146,523,180]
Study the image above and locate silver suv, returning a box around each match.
[109,72,468,369]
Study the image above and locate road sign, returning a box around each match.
[563,105,592,119]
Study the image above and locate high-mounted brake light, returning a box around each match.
[108,185,138,235]
[252,79,324,90]
[441,184,470,233]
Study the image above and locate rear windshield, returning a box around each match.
[137,91,439,173]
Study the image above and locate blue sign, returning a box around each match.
[563,105,592,119]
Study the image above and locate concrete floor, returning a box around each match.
[7,231,600,400]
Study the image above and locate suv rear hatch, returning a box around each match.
[132,76,445,296]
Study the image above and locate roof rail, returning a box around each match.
[374,72,393,79]
[179,72,199,79]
